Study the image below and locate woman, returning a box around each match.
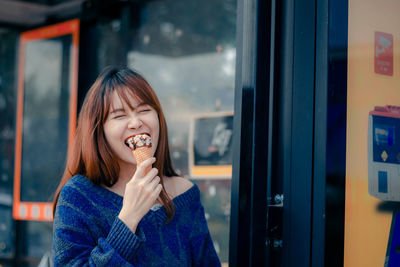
[52,66,220,266]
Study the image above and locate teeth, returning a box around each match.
[125,137,135,149]
[125,133,151,150]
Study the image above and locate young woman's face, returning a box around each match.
[103,90,160,167]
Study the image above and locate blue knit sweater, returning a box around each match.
[53,175,220,266]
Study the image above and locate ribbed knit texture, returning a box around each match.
[53,175,221,267]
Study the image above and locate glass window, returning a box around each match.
[0,0,236,265]
[130,2,235,264]
[96,0,236,264]
[20,36,71,203]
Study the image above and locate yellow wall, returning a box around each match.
[345,0,400,266]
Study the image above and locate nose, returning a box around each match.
[127,114,143,129]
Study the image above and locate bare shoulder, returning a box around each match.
[172,176,194,191]
[164,176,194,198]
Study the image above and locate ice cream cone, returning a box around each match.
[125,133,153,175]
[132,146,153,174]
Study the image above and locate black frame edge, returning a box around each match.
[312,0,329,265]
[324,0,348,266]
[229,0,256,266]
[282,0,317,266]
[249,0,273,265]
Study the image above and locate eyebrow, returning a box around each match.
[109,108,125,114]
[109,103,148,114]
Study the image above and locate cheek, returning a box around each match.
[152,116,160,151]
[103,128,115,153]
[154,130,160,151]
[103,123,111,142]
[103,122,121,146]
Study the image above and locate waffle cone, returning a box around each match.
[133,146,152,174]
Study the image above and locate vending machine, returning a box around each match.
[368,105,400,266]
[368,105,400,201]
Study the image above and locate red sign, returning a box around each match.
[375,31,393,76]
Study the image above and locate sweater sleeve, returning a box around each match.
[189,202,221,267]
[53,187,145,266]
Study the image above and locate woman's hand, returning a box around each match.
[118,157,163,232]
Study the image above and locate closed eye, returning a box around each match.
[113,114,126,119]
[109,108,126,119]
[139,109,151,113]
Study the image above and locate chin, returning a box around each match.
[118,155,136,165]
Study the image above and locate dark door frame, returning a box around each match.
[229,0,345,266]
[229,0,273,265]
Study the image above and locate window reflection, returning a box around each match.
[21,36,71,202]
[120,0,236,263]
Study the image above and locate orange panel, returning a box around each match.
[13,19,80,222]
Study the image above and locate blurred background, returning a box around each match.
[0,0,236,266]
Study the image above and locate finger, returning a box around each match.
[149,176,161,190]
[138,157,156,170]
[142,168,158,182]
[142,157,156,167]
[155,184,163,195]
[133,168,158,187]
[151,184,162,200]
[151,175,161,183]
[134,157,156,178]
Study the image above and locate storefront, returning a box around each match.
[1,0,235,266]
[0,0,397,266]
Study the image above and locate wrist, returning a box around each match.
[118,213,139,233]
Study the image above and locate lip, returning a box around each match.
[123,132,151,144]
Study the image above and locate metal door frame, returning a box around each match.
[229,0,347,266]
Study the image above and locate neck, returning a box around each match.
[104,161,136,196]
[118,161,136,183]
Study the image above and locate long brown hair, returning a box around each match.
[53,66,177,220]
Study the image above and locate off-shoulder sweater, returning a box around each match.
[53,175,220,267]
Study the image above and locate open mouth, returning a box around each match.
[124,135,136,148]
[124,132,151,150]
